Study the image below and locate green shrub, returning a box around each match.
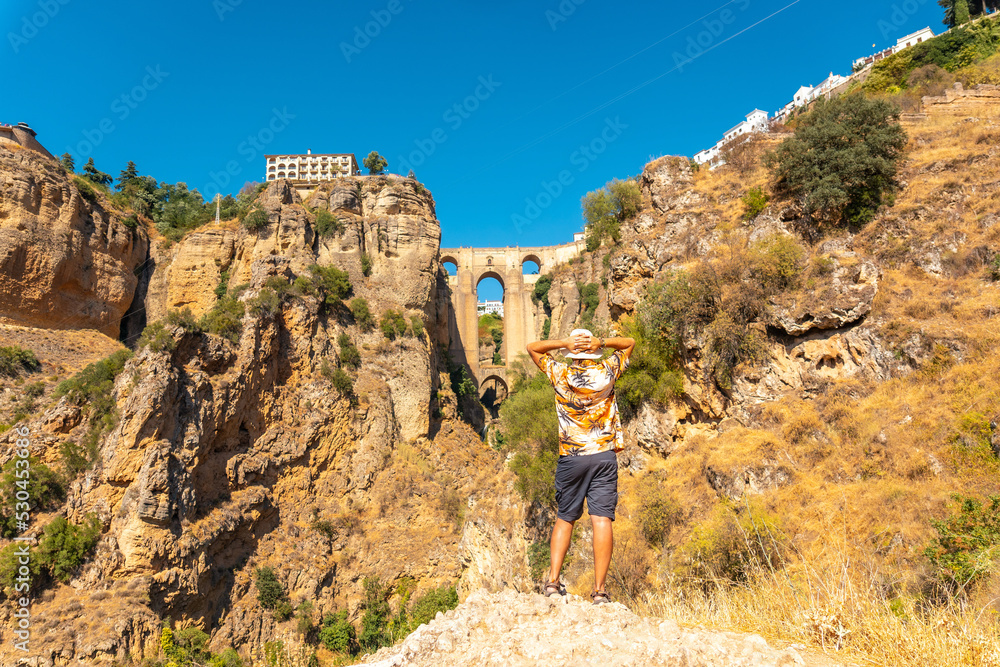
[166,307,201,332]
[509,449,559,509]
[989,253,1000,281]
[636,482,681,548]
[379,310,409,340]
[242,207,268,231]
[137,322,175,353]
[322,361,354,398]
[541,317,551,339]
[361,252,373,277]
[255,566,287,610]
[582,178,640,251]
[704,313,769,392]
[350,297,376,331]
[338,333,361,369]
[53,349,132,432]
[308,264,352,307]
[199,290,246,343]
[749,233,806,293]
[273,600,294,622]
[410,316,424,338]
[122,214,139,229]
[320,610,357,653]
[248,288,281,318]
[72,175,99,203]
[210,648,245,667]
[359,577,392,652]
[408,585,458,628]
[528,540,552,582]
[446,355,476,400]
[295,601,315,636]
[924,494,1000,593]
[36,513,102,582]
[0,346,41,378]
[578,282,600,328]
[679,501,787,587]
[532,274,553,309]
[314,209,344,237]
[741,186,769,221]
[0,457,65,538]
[766,94,907,227]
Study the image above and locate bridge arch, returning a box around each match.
[475,270,505,291]
[479,372,508,419]
[439,239,585,392]
[521,253,542,274]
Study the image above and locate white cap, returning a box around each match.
[561,328,602,360]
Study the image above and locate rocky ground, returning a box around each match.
[359,590,852,667]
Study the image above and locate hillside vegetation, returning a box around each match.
[496,30,1000,667]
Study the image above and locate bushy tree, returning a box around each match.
[350,297,376,330]
[113,161,158,217]
[36,514,102,582]
[0,345,40,378]
[363,151,387,175]
[255,566,287,610]
[0,458,64,538]
[319,610,357,653]
[582,178,641,251]
[308,264,352,306]
[766,94,907,227]
[59,153,74,173]
[153,182,212,240]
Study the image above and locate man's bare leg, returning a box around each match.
[591,515,613,592]
[548,517,575,583]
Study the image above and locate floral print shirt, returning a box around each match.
[539,349,630,457]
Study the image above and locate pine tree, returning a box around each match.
[955,0,972,24]
[116,161,139,191]
[59,153,74,173]
[82,158,112,187]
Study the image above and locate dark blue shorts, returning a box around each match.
[554,450,618,522]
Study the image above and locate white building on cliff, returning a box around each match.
[265,150,360,183]
[693,109,770,167]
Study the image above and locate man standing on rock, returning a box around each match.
[526,328,635,604]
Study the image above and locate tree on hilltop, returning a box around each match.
[765,93,907,228]
[363,151,387,175]
[82,158,112,187]
[116,161,139,190]
[939,0,998,27]
[59,153,74,173]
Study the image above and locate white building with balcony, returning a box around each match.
[265,151,360,183]
[693,109,770,168]
[774,72,850,121]
[477,300,503,317]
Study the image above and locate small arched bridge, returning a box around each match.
[440,239,584,401]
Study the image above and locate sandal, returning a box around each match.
[543,580,567,597]
[591,590,611,605]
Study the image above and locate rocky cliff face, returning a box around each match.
[0,175,531,666]
[0,145,148,338]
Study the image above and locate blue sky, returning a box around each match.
[3,0,946,301]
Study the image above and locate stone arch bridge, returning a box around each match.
[440,238,584,401]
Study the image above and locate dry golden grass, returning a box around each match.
[637,552,1000,667]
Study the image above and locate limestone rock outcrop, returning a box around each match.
[0,145,148,337]
[360,589,811,666]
